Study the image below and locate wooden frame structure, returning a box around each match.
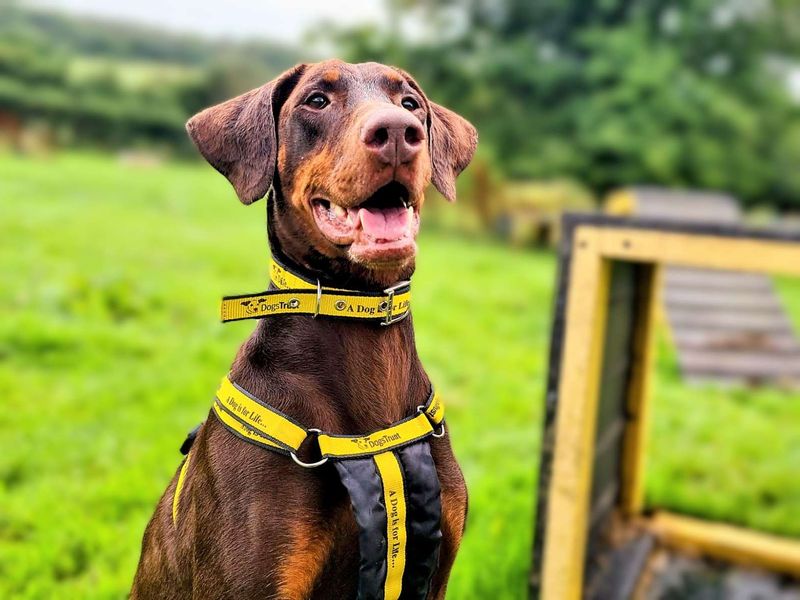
[530,214,800,599]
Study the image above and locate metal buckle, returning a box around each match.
[312,280,322,318]
[290,428,329,468]
[381,280,410,326]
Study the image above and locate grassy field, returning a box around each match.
[1,152,799,599]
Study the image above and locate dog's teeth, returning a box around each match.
[331,203,346,219]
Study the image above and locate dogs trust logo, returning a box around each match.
[350,432,403,452]
[240,297,300,315]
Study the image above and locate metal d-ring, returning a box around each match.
[312,280,322,318]
[290,428,328,468]
[290,453,328,468]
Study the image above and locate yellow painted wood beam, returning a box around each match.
[593,227,800,276]
[540,228,611,600]
[537,223,800,598]
[646,511,800,578]
[620,265,662,516]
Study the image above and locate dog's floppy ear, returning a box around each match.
[186,64,306,204]
[428,102,478,202]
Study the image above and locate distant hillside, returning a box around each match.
[0,4,306,150]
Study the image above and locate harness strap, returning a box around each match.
[210,375,443,459]
[393,443,442,597]
[172,453,191,525]
[318,412,433,459]
[213,376,306,453]
[374,452,407,599]
[335,443,441,600]
[219,258,411,325]
[172,375,445,599]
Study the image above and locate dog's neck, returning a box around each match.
[228,194,428,433]
[231,316,428,430]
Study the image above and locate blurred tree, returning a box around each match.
[0,3,304,150]
[333,0,800,209]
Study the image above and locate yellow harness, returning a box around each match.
[207,375,443,462]
[173,376,445,600]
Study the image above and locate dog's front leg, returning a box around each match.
[427,440,469,599]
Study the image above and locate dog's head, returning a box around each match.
[187,60,477,286]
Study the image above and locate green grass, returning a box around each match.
[1,152,799,599]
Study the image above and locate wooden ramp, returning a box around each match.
[664,267,800,385]
[606,187,800,387]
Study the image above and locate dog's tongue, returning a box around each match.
[358,206,411,241]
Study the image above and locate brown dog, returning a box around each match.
[131,59,477,599]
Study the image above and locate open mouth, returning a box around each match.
[311,182,420,264]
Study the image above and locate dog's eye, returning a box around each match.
[401,97,420,111]
[304,93,330,109]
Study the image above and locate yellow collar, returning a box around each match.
[219,258,411,325]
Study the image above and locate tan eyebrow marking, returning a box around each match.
[384,70,405,84]
[321,69,341,83]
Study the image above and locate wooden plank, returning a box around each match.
[667,310,792,331]
[680,353,800,379]
[679,349,800,367]
[595,418,626,457]
[595,275,635,434]
[540,229,612,600]
[663,290,783,310]
[593,228,800,277]
[591,428,623,508]
[620,265,661,516]
[664,269,772,291]
[684,373,797,387]
[585,261,639,575]
[673,330,800,353]
[646,512,800,578]
[603,284,637,366]
[596,363,631,428]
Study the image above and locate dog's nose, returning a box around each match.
[361,107,425,167]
